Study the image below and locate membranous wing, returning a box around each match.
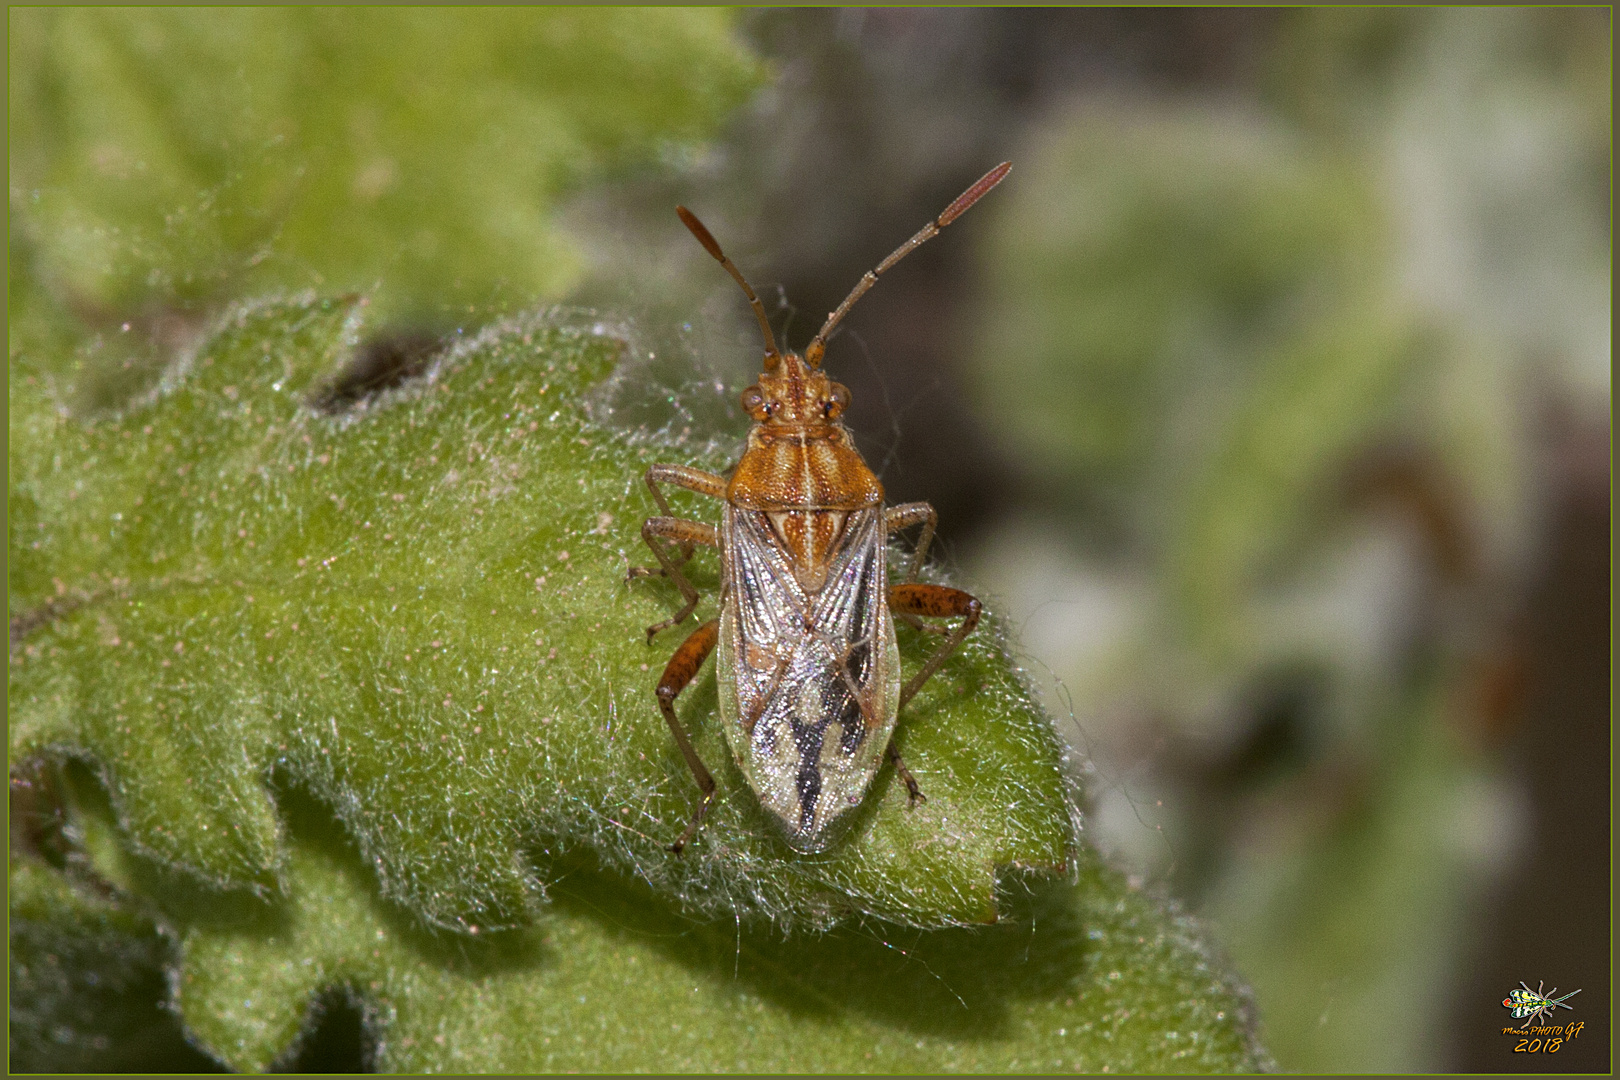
[716,505,900,849]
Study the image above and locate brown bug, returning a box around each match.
[630,163,1010,854]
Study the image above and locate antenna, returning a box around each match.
[804,161,1011,367]
[676,206,780,363]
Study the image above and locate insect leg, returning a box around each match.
[884,502,948,633]
[629,517,719,640]
[883,502,937,583]
[644,464,727,564]
[881,583,983,810]
[888,583,983,709]
[655,617,721,855]
[886,741,926,807]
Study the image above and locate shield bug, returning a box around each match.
[629,162,1011,854]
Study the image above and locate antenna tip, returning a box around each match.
[938,161,1012,226]
[676,205,726,263]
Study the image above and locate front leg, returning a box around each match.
[645,464,727,564]
[628,517,719,640]
[883,582,984,806]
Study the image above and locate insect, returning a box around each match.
[1503,982,1581,1029]
[629,163,1011,854]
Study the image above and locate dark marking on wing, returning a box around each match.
[795,765,821,831]
[756,721,779,754]
[839,708,866,754]
[845,639,872,685]
[828,543,876,737]
[724,505,893,835]
[792,718,824,831]
[849,561,871,640]
[834,643,871,744]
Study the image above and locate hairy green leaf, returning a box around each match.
[10,775,1265,1073]
[10,296,1074,932]
[177,806,1264,1073]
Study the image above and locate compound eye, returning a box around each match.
[740,385,769,420]
[824,382,851,419]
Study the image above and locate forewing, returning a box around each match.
[719,506,896,849]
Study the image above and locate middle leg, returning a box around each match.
[628,516,718,640]
[884,502,945,633]
[884,501,937,583]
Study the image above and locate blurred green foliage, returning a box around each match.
[963,7,1606,1073]
[8,8,764,365]
[1205,685,1499,1071]
[9,857,210,1073]
[971,104,1390,558]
